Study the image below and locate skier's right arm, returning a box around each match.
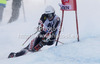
[37,14,47,32]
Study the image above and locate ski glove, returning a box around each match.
[37,24,43,32]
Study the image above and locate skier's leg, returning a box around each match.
[15,49,28,57]
[32,31,57,51]
[8,31,46,58]
[46,41,54,45]
[30,31,46,52]
[44,32,56,46]
[32,41,44,51]
[32,38,55,51]
[8,44,29,58]
[8,48,28,58]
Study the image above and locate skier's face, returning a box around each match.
[47,13,54,21]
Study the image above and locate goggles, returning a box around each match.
[47,13,54,19]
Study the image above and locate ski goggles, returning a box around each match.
[47,13,54,18]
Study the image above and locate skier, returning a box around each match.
[8,5,60,58]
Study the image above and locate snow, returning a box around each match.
[0,0,100,64]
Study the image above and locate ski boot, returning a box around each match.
[8,52,16,58]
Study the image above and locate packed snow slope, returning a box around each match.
[0,0,100,64]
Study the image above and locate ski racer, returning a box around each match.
[8,5,60,58]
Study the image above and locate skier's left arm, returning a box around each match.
[50,17,60,40]
[45,17,60,43]
[52,17,60,32]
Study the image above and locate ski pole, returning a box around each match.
[22,30,38,46]
[55,10,64,46]
[55,40,64,44]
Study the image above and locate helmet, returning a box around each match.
[45,5,55,14]
[45,6,55,21]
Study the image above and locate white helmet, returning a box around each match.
[45,6,55,14]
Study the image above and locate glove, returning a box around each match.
[37,24,43,32]
[42,32,52,42]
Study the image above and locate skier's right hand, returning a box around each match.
[37,25,43,32]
